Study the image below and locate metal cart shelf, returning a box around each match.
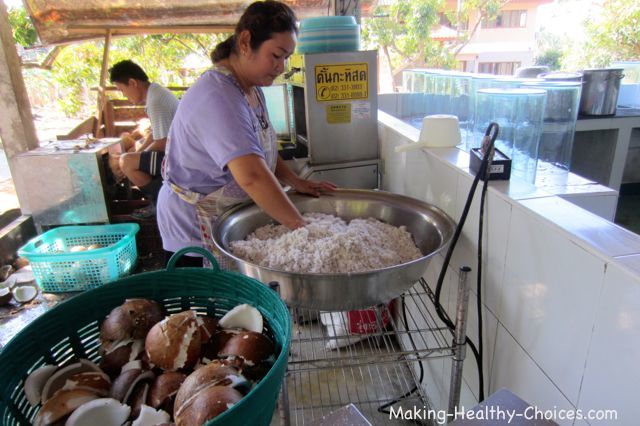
[279,274,471,425]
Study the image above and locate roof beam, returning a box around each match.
[66,24,235,36]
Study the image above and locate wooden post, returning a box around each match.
[0,0,39,211]
[0,1,39,156]
[94,29,112,137]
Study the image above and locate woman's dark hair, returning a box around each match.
[211,1,297,63]
[109,60,149,84]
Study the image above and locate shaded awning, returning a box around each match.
[24,0,375,45]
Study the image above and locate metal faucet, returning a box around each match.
[283,67,302,79]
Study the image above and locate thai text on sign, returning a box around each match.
[315,63,369,102]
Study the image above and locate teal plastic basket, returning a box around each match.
[17,223,140,292]
[0,248,292,426]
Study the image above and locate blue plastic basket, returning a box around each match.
[17,223,140,292]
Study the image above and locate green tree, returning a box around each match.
[534,27,565,71]
[572,0,639,67]
[40,33,225,116]
[109,33,224,87]
[362,0,447,88]
[50,42,103,116]
[5,3,226,116]
[361,0,507,88]
[449,0,509,55]
[535,49,562,70]
[7,6,38,47]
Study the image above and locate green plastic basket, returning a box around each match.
[17,223,140,293]
[0,247,292,426]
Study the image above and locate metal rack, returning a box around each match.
[278,273,471,425]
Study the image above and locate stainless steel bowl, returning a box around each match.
[212,189,455,310]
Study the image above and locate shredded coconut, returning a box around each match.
[229,213,422,273]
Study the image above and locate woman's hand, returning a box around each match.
[291,177,338,197]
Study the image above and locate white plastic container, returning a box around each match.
[395,114,461,152]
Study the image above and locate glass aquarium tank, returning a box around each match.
[400,69,472,132]
[473,88,546,184]
[522,81,581,182]
[611,61,640,108]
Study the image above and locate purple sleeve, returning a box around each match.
[188,79,264,170]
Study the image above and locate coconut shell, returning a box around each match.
[148,371,186,413]
[12,284,38,304]
[62,372,111,396]
[174,386,242,426]
[241,360,274,382]
[145,311,201,371]
[64,398,131,426]
[99,340,144,378]
[0,264,13,281]
[129,382,150,419]
[110,369,154,403]
[218,331,274,365]
[110,369,141,402]
[0,287,12,306]
[131,404,171,426]
[40,360,101,405]
[173,361,241,415]
[24,364,57,407]
[34,389,98,426]
[201,329,236,360]
[13,257,30,269]
[101,299,164,341]
[197,316,218,344]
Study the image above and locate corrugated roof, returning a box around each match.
[24,0,375,45]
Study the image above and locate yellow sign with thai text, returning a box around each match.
[315,63,369,102]
[326,104,352,124]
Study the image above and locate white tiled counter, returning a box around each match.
[379,111,640,425]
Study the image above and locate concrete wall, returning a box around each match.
[443,0,545,43]
[469,4,540,44]
[622,129,640,184]
[443,0,549,73]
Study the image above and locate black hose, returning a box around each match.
[473,123,499,401]
[475,163,491,401]
[432,122,499,402]
[377,123,499,412]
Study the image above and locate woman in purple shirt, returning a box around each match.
[157,1,336,267]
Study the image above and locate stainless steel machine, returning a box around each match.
[13,138,123,231]
[283,50,380,189]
